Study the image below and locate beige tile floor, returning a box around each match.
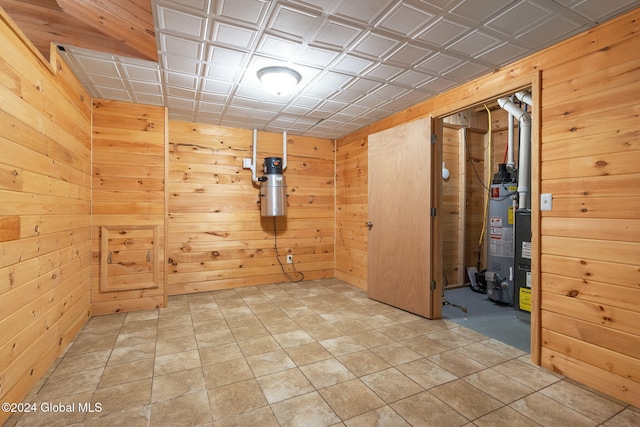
[7,279,639,426]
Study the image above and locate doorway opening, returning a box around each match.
[438,92,533,353]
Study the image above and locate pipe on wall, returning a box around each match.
[497,96,531,209]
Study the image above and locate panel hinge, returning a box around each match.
[431,134,437,144]
[431,280,436,290]
[430,207,436,217]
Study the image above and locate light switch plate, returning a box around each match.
[242,158,252,169]
[541,193,553,211]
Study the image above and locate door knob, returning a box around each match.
[366,221,373,230]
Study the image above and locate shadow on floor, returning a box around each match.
[443,286,530,353]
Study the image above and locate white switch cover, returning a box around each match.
[242,158,252,169]
[541,193,553,211]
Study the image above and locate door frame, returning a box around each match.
[431,72,542,364]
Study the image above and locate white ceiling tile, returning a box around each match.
[121,64,161,82]
[95,87,133,101]
[419,0,457,9]
[89,75,126,89]
[356,94,390,108]
[372,83,408,98]
[160,33,203,58]
[256,34,302,59]
[313,19,362,48]
[563,0,639,22]
[75,56,121,77]
[166,86,197,99]
[216,0,271,27]
[385,43,434,66]
[420,76,459,92]
[444,61,490,80]
[335,0,394,24]
[363,63,404,81]
[417,52,463,74]
[289,0,342,13]
[414,17,470,47]
[291,95,324,108]
[317,99,348,113]
[157,5,208,38]
[162,53,202,74]
[351,31,401,59]
[302,83,340,98]
[376,2,436,36]
[205,64,242,81]
[162,0,211,13]
[164,71,199,89]
[448,30,502,57]
[476,42,528,66]
[391,70,433,87]
[211,22,258,49]
[487,1,554,36]
[167,97,196,109]
[332,54,375,74]
[129,80,163,94]
[267,4,322,40]
[201,78,234,94]
[329,90,365,104]
[207,45,247,67]
[516,14,585,46]
[345,77,383,94]
[197,101,224,112]
[295,45,341,67]
[134,93,165,105]
[285,104,314,115]
[200,92,227,103]
[449,0,513,23]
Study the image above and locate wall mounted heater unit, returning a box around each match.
[259,157,286,217]
[243,129,288,217]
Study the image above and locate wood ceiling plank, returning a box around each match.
[0,0,152,60]
[56,0,158,62]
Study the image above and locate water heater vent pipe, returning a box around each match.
[249,129,288,183]
[497,96,531,209]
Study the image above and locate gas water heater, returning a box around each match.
[486,164,517,305]
[259,157,287,217]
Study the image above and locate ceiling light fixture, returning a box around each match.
[257,66,302,96]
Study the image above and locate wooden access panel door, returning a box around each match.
[367,118,435,318]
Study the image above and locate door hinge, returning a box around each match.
[431,280,436,290]
[430,207,436,217]
[431,134,437,144]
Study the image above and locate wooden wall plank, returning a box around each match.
[90,99,167,315]
[167,122,335,294]
[0,13,91,423]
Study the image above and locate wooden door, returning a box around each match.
[367,118,436,318]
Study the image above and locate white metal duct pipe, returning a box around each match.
[507,100,515,168]
[497,97,531,209]
[282,131,287,170]
[251,129,258,183]
[515,90,533,107]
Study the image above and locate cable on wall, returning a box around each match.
[273,217,304,283]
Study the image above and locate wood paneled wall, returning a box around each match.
[441,126,463,287]
[0,10,92,425]
[537,12,640,405]
[335,8,640,407]
[335,137,367,289]
[91,99,167,315]
[167,121,334,294]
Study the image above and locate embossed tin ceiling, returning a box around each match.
[55,0,640,138]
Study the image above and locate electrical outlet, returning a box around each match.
[286,255,293,264]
